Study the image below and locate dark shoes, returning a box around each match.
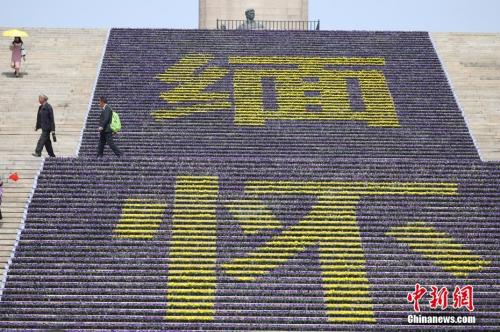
[96,154,122,158]
[32,153,55,157]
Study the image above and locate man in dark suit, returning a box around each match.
[33,94,56,157]
[97,96,122,157]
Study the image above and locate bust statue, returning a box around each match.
[238,8,265,30]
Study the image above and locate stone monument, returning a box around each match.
[199,0,308,29]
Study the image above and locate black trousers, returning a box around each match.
[97,131,121,156]
[35,130,55,157]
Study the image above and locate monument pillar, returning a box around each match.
[199,0,308,29]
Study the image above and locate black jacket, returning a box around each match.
[36,102,55,132]
[99,104,113,133]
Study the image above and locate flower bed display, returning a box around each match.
[0,29,499,330]
[79,29,478,160]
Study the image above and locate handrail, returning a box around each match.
[217,19,320,31]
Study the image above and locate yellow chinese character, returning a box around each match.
[230,56,399,127]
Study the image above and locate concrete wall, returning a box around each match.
[199,0,308,29]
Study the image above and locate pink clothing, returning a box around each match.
[10,42,22,62]
[10,42,22,69]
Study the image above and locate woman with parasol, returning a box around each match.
[3,29,28,77]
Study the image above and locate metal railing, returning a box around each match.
[217,19,320,31]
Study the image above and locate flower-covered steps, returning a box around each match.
[1,29,499,330]
[0,157,498,330]
[78,30,478,160]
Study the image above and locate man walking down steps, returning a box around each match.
[33,94,56,158]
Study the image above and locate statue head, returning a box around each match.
[245,8,255,21]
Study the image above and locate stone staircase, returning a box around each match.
[0,29,499,330]
[0,28,107,277]
[432,33,500,161]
